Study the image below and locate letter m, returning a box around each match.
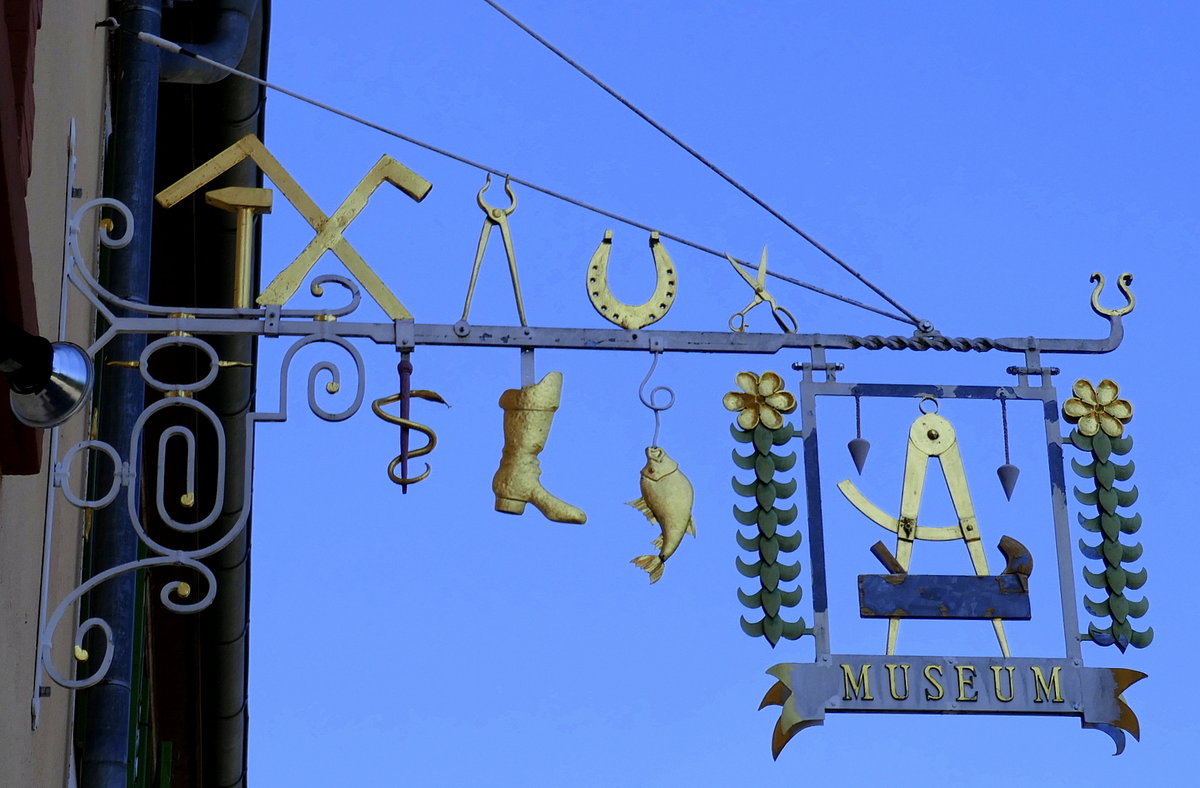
[1031,666,1064,703]
[841,663,873,701]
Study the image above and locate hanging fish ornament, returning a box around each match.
[629,446,696,583]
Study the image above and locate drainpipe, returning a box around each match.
[82,2,161,787]
[158,0,259,85]
[194,9,265,781]
[155,2,265,785]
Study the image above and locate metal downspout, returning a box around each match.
[81,2,162,787]
[158,0,259,85]
[156,2,265,785]
[200,8,265,781]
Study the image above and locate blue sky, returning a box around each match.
[246,2,1197,784]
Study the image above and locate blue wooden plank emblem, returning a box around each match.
[858,573,1031,620]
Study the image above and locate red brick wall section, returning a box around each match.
[0,0,44,475]
[4,0,41,178]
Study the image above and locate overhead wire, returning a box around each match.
[100,17,920,327]
[480,0,925,328]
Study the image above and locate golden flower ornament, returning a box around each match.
[1063,379,1132,437]
[723,371,797,430]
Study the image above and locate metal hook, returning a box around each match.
[638,352,676,447]
[1089,272,1135,318]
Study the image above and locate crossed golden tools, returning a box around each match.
[156,134,431,319]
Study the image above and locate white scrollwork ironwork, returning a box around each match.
[54,439,124,509]
[257,333,366,424]
[41,555,215,690]
[38,193,385,700]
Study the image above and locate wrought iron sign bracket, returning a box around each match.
[26,134,1146,760]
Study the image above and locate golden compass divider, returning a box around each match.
[837,398,1023,657]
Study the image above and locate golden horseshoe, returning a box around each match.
[372,391,441,486]
[586,230,677,329]
[1089,272,1135,317]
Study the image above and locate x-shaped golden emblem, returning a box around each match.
[157,134,431,319]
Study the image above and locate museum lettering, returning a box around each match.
[839,661,1065,707]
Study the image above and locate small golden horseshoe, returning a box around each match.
[586,230,677,329]
[1089,272,1135,317]
[372,392,439,486]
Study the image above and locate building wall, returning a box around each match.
[0,1,110,785]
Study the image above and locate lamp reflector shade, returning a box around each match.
[10,343,92,428]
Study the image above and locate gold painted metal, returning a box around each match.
[726,247,798,333]
[460,175,528,327]
[491,371,585,523]
[167,312,196,337]
[1063,378,1132,438]
[923,664,945,700]
[258,156,430,315]
[841,663,874,701]
[1031,666,1065,703]
[371,389,446,486]
[838,399,1012,657]
[74,646,88,662]
[1089,272,1135,317]
[204,186,273,308]
[629,446,696,583]
[176,582,192,599]
[156,134,431,319]
[83,409,99,540]
[955,665,979,701]
[885,664,911,700]
[586,230,677,329]
[991,665,1016,702]
[106,359,247,370]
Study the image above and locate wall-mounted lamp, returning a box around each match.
[0,320,91,428]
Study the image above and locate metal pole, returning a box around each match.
[82,3,161,786]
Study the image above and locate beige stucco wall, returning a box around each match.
[0,2,110,785]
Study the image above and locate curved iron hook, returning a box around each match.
[1090,272,1135,318]
[638,352,676,447]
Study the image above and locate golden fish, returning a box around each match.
[629,446,696,583]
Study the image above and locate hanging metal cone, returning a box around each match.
[997,464,1020,500]
[847,438,870,475]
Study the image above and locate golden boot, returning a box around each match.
[492,371,586,524]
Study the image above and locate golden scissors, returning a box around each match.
[726,247,798,333]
